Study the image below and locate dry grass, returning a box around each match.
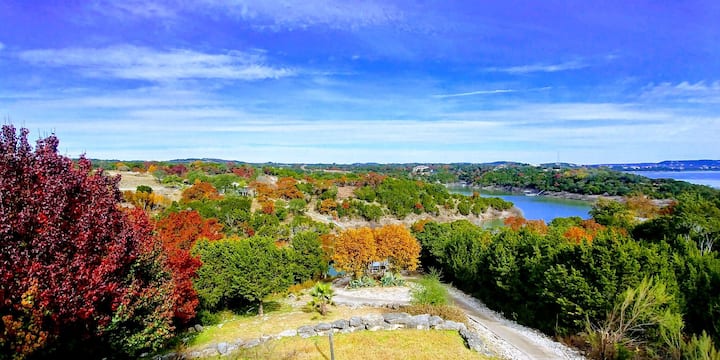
[401,304,469,326]
[185,305,390,352]
[230,330,495,360]
[106,170,183,202]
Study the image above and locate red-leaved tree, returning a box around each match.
[0,126,176,358]
[155,210,223,322]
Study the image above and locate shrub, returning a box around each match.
[348,276,377,289]
[411,270,448,306]
[380,272,406,287]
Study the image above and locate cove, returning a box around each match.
[447,185,592,223]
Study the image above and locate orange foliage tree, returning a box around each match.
[525,219,549,235]
[276,177,304,199]
[359,172,387,187]
[332,227,376,277]
[249,181,274,202]
[154,210,223,322]
[261,201,275,215]
[503,216,549,235]
[504,216,527,231]
[318,198,338,215]
[373,224,421,271]
[181,180,220,202]
[563,226,592,244]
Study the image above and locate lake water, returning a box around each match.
[447,186,592,223]
[625,170,720,189]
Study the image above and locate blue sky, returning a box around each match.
[1,1,719,164]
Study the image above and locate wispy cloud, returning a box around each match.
[197,0,403,31]
[641,81,720,103]
[434,89,515,98]
[7,81,714,164]
[91,0,178,20]
[485,60,588,74]
[433,86,551,98]
[90,0,403,31]
[18,45,294,81]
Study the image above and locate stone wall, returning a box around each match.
[154,312,490,359]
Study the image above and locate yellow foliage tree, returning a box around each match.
[625,195,660,219]
[373,224,421,271]
[332,227,376,278]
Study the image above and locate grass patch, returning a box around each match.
[181,305,389,352]
[229,330,495,360]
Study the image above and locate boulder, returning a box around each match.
[460,328,489,353]
[193,324,204,332]
[332,319,349,330]
[243,338,261,348]
[277,329,297,338]
[217,342,228,355]
[297,325,317,338]
[315,322,332,332]
[362,314,385,330]
[410,314,430,329]
[383,312,411,324]
[436,320,466,331]
[349,316,363,328]
[428,315,444,328]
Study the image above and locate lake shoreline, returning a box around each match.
[445,183,619,203]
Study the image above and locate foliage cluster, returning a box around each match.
[410,270,449,306]
[0,126,181,358]
[331,225,421,278]
[412,191,720,359]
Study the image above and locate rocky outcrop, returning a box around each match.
[154,313,487,359]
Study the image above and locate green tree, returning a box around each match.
[288,198,307,215]
[590,199,635,229]
[289,231,328,282]
[193,236,293,316]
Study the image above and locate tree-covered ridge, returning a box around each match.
[455,165,719,199]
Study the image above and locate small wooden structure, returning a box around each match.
[368,260,390,275]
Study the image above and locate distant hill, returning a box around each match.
[589,160,720,171]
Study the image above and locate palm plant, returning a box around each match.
[309,282,334,316]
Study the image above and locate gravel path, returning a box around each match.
[332,285,412,308]
[331,279,585,359]
[447,287,586,360]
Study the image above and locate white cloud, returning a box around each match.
[434,87,552,98]
[434,89,515,98]
[4,82,718,164]
[485,60,588,74]
[18,45,294,81]
[641,81,720,103]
